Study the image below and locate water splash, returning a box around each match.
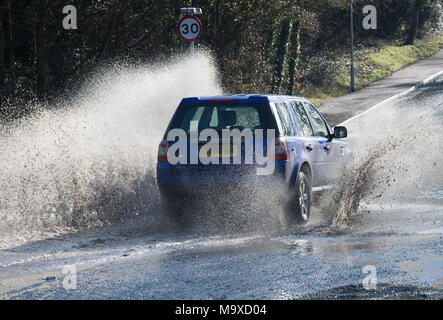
[321,87,443,230]
[0,52,222,247]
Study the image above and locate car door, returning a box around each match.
[288,101,328,187]
[303,102,344,186]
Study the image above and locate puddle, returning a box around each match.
[278,236,381,265]
[403,189,443,201]
[314,239,380,265]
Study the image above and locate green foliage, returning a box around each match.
[0,0,441,119]
[300,34,443,106]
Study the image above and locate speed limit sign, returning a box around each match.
[178,16,202,42]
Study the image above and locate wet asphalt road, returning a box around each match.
[321,48,443,126]
[0,76,442,300]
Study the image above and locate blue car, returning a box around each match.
[157,94,351,224]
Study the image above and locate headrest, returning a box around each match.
[219,110,237,127]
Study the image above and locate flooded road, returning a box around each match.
[1,76,442,300]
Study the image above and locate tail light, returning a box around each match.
[211,99,235,104]
[275,137,289,161]
[158,139,169,163]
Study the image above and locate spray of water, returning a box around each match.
[1,49,441,247]
[0,52,222,247]
[321,86,443,230]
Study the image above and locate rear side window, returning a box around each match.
[290,101,314,137]
[169,103,272,134]
[275,102,295,136]
[304,102,329,137]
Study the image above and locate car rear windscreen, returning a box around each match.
[168,103,274,135]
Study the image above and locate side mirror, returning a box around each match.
[333,126,347,139]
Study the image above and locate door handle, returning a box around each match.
[306,144,314,151]
[324,144,331,151]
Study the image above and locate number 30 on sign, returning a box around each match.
[178,16,202,42]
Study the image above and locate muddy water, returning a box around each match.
[0,53,222,248]
[1,76,442,300]
[0,48,441,255]
[320,80,443,230]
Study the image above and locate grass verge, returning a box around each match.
[299,34,443,106]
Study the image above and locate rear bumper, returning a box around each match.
[158,179,288,207]
[157,161,288,196]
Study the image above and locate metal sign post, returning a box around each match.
[179,8,202,56]
[190,40,195,56]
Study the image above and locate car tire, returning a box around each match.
[161,194,187,225]
[287,171,311,225]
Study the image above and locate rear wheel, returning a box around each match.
[287,171,311,225]
[160,194,187,225]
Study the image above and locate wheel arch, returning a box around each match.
[299,162,312,186]
[290,160,312,188]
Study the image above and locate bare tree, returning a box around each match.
[287,20,301,95]
[406,0,425,45]
[272,19,291,94]
[35,0,48,96]
[0,4,5,85]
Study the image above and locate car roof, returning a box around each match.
[180,94,312,105]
